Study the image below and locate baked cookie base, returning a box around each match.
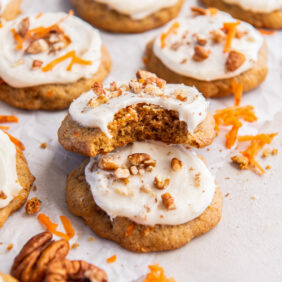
[145,40,268,98]
[71,0,184,33]
[1,0,21,21]
[202,0,282,29]
[0,46,111,111]
[58,105,216,157]
[66,160,223,253]
[0,150,35,229]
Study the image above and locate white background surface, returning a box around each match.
[0,0,282,281]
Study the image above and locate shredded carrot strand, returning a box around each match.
[60,215,75,239]
[3,131,25,151]
[144,264,175,282]
[37,213,75,241]
[42,50,92,72]
[238,133,278,174]
[231,79,243,106]
[0,125,9,130]
[125,223,135,237]
[0,115,18,123]
[106,254,117,264]
[11,28,24,50]
[160,22,179,48]
[258,29,276,35]
[222,21,241,52]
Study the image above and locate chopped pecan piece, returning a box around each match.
[114,168,130,179]
[99,157,119,171]
[25,197,41,215]
[129,79,142,94]
[129,165,138,175]
[194,173,201,187]
[161,193,176,210]
[231,155,249,170]
[171,158,183,171]
[92,82,105,96]
[154,176,170,190]
[128,153,151,166]
[193,34,207,46]
[32,60,43,68]
[45,259,108,282]
[26,39,49,54]
[0,190,7,199]
[190,6,207,16]
[192,46,210,62]
[210,29,226,43]
[17,17,30,37]
[136,70,156,80]
[226,50,246,72]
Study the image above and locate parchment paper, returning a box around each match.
[1,0,282,281]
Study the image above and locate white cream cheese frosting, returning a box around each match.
[153,11,263,81]
[0,130,22,209]
[95,0,178,19]
[0,0,11,14]
[0,12,102,88]
[85,141,216,225]
[69,77,209,137]
[222,0,282,13]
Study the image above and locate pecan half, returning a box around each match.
[11,232,69,282]
[192,46,210,62]
[17,17,30,38]
[226,50,246,72]
[45,259,107,282]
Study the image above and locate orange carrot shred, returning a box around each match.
[258,29,276,35]
[42,50,92,72]
[35,12,43,19]
[11,28,24,50]
[60,215,75,239]
[160,22,179,48]
[222,21,241,52]
[106,254,117,264]
[238,133,278,175]
[3,131,25,151]
[0,125,9,130]
[37,213,75,241]
[231,79,243,106]
[0,115,18,123]
[144,264,175,282]
[125,223,135,237]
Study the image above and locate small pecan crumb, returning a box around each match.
[251,195,257,200]
[194,173,201,187]
[26,39,49,54]
[180,58,188,64]
[114,168,130,179]
[262,148,270,158]
[33,185,37,191]
[136,70,156,80]
[171,158,183,171]
[235,30,248,39]
[140,185,154,196]
[32,59,43,68]
[92,82,105,96]
[110,81,118,91]
[226,50,246,72]
[192,46,210,62]
[99,157,119,171]
[115,187,134,197]
[190,6,207,16]
[231,155,249,170]
[194,33,207,46]
[71,243,79,249]
[40,142,47,149]
[0,190,7,199]
[161,193,176,210]
[122,178,130,185]
[88,237,95,242]
[7,243,14,251]
[210,29,226,43]
[170,41,182,51]
[272,148,278,155]
[17,17,30,37]
[128,153,151,166]
[154,176,170,190]
[265,165,271,170]
[129,165,138,175]
[129,79,142,94]
[25,197,41,215]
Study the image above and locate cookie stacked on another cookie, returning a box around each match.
[0,130,35,228]
[71,0,185,33]
[59,71,223,252]
[0,12,111,110]
[145,7,268,98]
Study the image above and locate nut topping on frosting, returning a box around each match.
[171,158,183,171]
[114,168,130,179]
[17,17,30,37]
[154,176,170,190]
[161,193,176,210]
[26,39,49,54]
[0,190,8,199]
[99,156,119,171]
[192,46,211,62]
[226,50,246,72]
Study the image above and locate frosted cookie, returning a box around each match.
[58,71,216,157]
[71,0,185,33]
[66,141,223,252]
[145,8,268,98]
[0,0,21,21]
[0,272,18,282]
[0,130,35,228]
[202,0,282,29]
[0,12,111,110]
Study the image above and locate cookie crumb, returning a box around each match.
[40,142,47,149]
[88,237,95,242]
[251,195,257,200]
[262,148,270,158]
[25,197,41,215]
[231,155,249,170]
